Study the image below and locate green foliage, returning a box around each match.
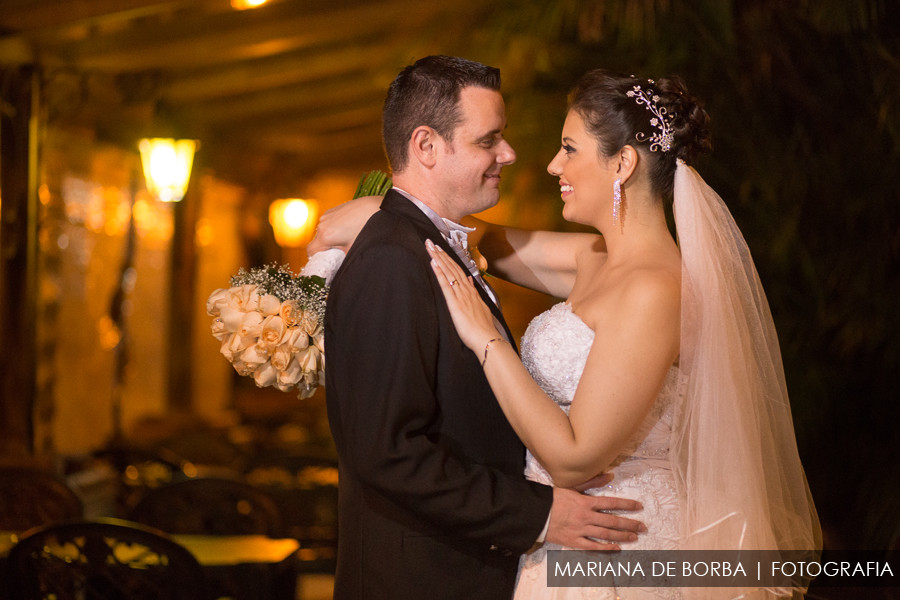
[353,170,392,199]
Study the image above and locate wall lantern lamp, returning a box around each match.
[231,0,269,9]
[268,198,319,247]
[138,138,198,202]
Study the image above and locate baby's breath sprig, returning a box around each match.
[230,263,328,322]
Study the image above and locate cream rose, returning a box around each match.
[301,313,322,337]
[298,345,321,373]
[218,334,237,361]
[312,330,324,353]
[240,344,269,371]
[206,288,230,316]
[273,381,294,393]
[238,311,264,339]
[286,327,310,352]
[258,294,282,316]
[231,359,251,376]
[270,345,292,372]
[218,305,246,333]
[280,300,304,328]
[211,318,229,341]
[278,355,303,386]
[253,362,277,388]
[259,315,286,350]
[230,284,260,312]
[226,332,255,356]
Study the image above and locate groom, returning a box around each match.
[325,55,644,599]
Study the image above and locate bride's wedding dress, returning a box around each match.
[514,302,686,600]
[511,163,820,599]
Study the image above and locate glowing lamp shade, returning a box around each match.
[139,138,198,202]
[231,0,268,8]
[269,198,319,247]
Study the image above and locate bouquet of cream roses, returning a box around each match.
[206,249,346,398]
[207,170,392,398]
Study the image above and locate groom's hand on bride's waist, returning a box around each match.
[544,485,646,551]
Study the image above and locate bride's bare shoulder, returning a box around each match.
[613,264,681,337]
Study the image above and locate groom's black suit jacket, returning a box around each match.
[325,191,553,599]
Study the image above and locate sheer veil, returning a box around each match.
[672,160,821,596]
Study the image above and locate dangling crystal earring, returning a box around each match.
[613,178,623,226]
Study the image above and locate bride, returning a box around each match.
[314,69,821,599]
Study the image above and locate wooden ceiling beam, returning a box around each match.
[161,36,403,104]
[0,0,192,32]
[232,104,384,138]
[249,121,384,155]
[0,0,492,180]
[201,122,387,183]
[178,74,384,126]
[30,1,448,72]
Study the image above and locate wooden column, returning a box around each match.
[0,66,40,458]
[166,172,199,412]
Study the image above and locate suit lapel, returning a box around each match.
[380,191,518,352]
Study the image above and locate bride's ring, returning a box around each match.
[450,279,458,286]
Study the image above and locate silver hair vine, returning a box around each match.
[625,79,674,152]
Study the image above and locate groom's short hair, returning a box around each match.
[382,55,501,172]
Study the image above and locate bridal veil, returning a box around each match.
[672,160,821,598]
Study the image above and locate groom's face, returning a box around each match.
[432,86,516,221]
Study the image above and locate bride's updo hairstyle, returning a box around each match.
[569,69,712,200]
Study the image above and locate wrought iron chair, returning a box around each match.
[5,518,209,600]
[92,445,189,516]
[156,429,248,473]
[126,477,283,536]
[0,466,83,532]
[126,478,296,600]
[243,453,338,574]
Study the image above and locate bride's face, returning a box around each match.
[546,110,617,228]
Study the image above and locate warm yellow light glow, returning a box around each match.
[269,198,319,247]
[283,200,309,228]
[195,217,215,247]
[133,194,175,244]
[139,138,197,202]
[98,315,122,350]
[231,0,268,9]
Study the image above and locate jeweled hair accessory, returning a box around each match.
[626,81,674,152]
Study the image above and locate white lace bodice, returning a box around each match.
[515,302,686,600]
[520,303,594,410]
[520,302,683,467]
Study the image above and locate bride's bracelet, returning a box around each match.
[481,337,506,368]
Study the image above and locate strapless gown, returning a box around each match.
[514,303,687,600]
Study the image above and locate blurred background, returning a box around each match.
[1,0,897,593]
